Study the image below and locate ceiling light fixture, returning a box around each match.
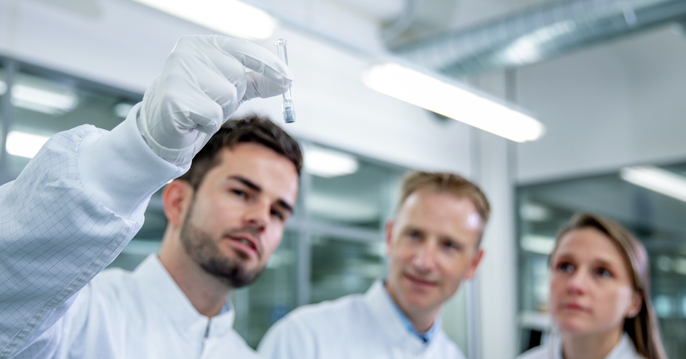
[132,0,277,40]
[12,84,78,115]
[620,165,686,202]
[520,234,556,255]
[363,63,545,142]
[0,81,78,115]
[6,131,50,159]
[519,203,551,222]
[303,144,359,178]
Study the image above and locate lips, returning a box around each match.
[403,272,438,289]
[228,235,259,257]
[561,302,588,312]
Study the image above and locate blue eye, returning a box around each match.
[557,262,574,273]
[596,268,612,278]
[407,230,421,240]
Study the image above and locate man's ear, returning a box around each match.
[464,248,484,280]
[385,220,394,256]
[162,180,193,228]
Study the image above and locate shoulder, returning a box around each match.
[282,293,367,326]
[432,330,467,358]
[259,293,368,358]
[259,293,366,345]
[516,346,550,359]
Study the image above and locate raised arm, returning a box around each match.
[0,35,293,358]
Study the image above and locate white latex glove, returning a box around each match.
[137,35,293,166]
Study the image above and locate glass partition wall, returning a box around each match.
[0,59,140,180]
[517,163,686,357]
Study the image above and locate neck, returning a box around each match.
[561,327,623,359]
[385,281,438,333]
[158,232,232,318]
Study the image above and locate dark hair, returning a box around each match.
[552,213,667,359]
[178,115,302,189]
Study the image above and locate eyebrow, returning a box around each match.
[228,175,294,215]
[594,258,618,268]
[405,226,464,245]
[276,199,294,215]
[553,253,618,267]
[230,175,262,192]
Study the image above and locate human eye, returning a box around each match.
[231,189,248,199]
[595,267,613,279]
[555,261,575,274]
[442,240,461,252]
[407,230,422,241]
[270,208,285,221]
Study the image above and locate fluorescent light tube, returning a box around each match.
[620,166,686,202]
[133,0,277,40]
[0,81,78,115]
[6,131,50,159]
[519,203,550,222]
[520,234,556,255]
[303,144,359,178]
[12,84,78,115]
[363,63,545,143]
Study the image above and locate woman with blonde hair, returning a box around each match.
[517,213,667,359]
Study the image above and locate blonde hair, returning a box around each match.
[398,171,490,225]
[552,213,667,359]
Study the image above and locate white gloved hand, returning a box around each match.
[137,35,293,166]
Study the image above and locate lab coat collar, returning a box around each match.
[364,280,433,354]
[549,333,641,359]
[132,254,236,338]
[605,333,641,359]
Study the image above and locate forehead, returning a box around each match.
[205,143,299,201]
[396,190,482,235]
[554,228,625,265]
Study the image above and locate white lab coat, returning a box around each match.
[18,254,258,359]
[258,280,466,359]
[516,333,644,359]
[0,105,205,358]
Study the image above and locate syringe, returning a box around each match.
[275,39,296,123]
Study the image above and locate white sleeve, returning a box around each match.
[258,314,316,359]
[0,104,186,358]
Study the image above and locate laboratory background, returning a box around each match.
[1,0,686,357]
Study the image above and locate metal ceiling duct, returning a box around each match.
[393,0,686,76]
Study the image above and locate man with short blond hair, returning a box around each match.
[259,171,490,359]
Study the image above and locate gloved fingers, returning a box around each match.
[243,71,291,100]
[159,74,228,135]
[210,36,294,88]
[185,94,226,135]
[183,60,243,120]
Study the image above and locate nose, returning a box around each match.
[242,198,269,233]
[411,240,438,274]
[566,268,588,295]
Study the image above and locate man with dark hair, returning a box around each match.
[0,36,298,359]
[259,171,489,359]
